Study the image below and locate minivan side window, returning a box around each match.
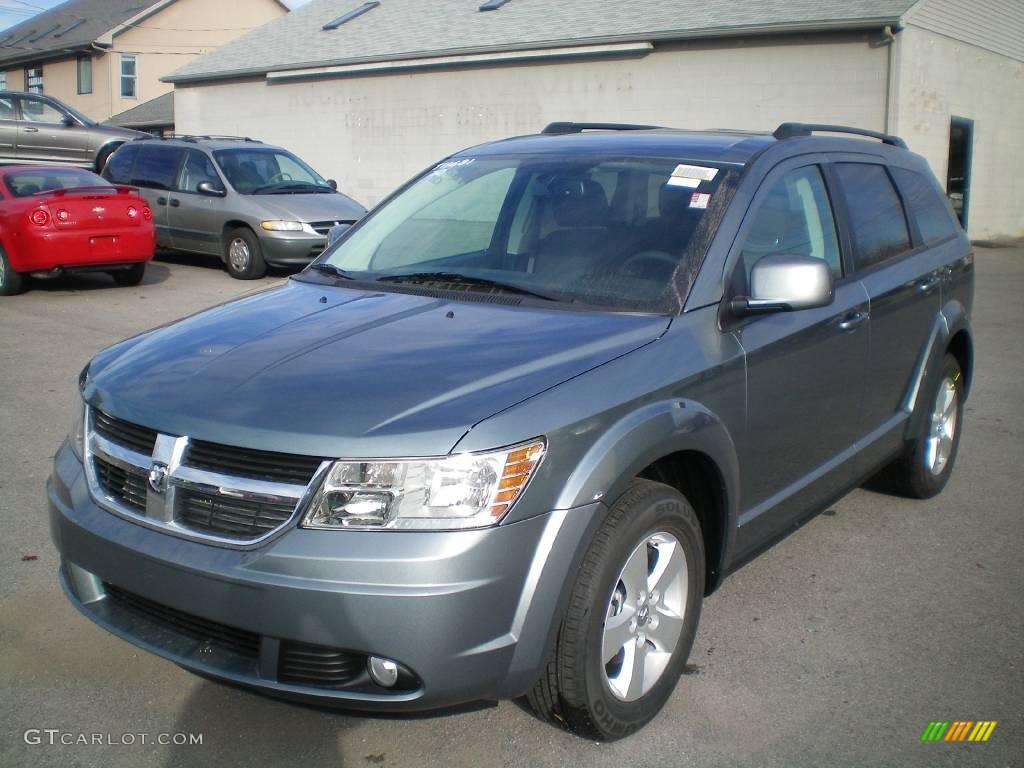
[738,165,842,283]
[103,144,139,184]
[890,167,960,246]
[834,163,911,270]
[177,150,220,193]
[132,146,182,190]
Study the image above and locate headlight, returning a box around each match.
[69,397,86,461]
[260,220,304,232]
[303,439,545,531]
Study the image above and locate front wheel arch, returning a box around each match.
[95,142,124,172]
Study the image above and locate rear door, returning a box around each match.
[0,95,18,161]
[168,149,226,255]
[828,162,944,468]
[15,96,92,165]
[726,158,870,555]
[126,144,183,248]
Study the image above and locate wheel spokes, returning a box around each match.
[603,608,635,664]
[647,605,685,652]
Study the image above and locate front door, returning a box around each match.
[168,149,227,255]
[726,160,870,556]
[15,96,92,165]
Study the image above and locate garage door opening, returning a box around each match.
[946,117,973,231]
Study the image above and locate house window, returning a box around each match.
[119,54,136,98]
[0,72,6,90]
[25,66,43,93]
[77,56,92,94]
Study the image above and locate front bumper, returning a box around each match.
[259,232,326,267]
[48,443,601,710]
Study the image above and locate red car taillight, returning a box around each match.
[126,205,138,219]
[55,208,71,223]
[29,208,49,226]
[141,206,152,221]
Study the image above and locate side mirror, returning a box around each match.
[731,254,834,316]
[326,179,338,191]
[62,115,77,127]
[196,180,227,197]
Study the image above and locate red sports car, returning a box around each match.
[0,166,155,295]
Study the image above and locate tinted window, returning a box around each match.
[739,165,842,282]
[890,167,960,245]
[132,146,182,190]
[834,163,911,269]
[4,168,107,197]
[177,150,220,193]
[103,143,139,184]
[0,96,14,120]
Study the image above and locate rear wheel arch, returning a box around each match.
[947,328,972,399]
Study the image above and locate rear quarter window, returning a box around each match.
[834,163,911,271]
[890,167,960,245]
[103,143,139,184]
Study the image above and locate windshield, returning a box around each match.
[4,168,108,197]
[213,148,330,194]
[313,154,731,311]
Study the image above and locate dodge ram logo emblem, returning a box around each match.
[148,463,169,494]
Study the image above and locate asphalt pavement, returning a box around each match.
[0,248,1021,768]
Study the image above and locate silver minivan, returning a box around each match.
[102,136,366,278]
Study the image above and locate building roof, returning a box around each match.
[166,0,917,84]
[0,0,174,68]
[105,91,174,128]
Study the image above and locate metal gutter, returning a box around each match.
[163,16,902,84]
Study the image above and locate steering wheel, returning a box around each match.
[267,172,293,184]
[618,250,679,277]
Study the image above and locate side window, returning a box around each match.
[0,96,15,120]
[834,163,911,270]
[132,146,182,190]
[103,144,138,184]
[20,98,65,124]
[177,150,220,193]
[738,166,842,283]
[890,167,960,245]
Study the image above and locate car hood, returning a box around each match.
[246,192,366,223]
[86,280,668,458]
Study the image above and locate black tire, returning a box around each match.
[95,144,120,173]
[527,479,704,740]
[0,245,26,296]
[870,353,964,499]
[109,262,146,287]
[223,227,266,280]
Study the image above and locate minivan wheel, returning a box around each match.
[0,246,26,296]
[871,353,964,499]
[224,228,266,280]
[527,479,704,740]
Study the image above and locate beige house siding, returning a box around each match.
[904,0,1024,63]
[0,0,285,122]
[893,24,1024,239]
[176,33,889,208]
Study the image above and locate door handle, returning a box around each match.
[23,127,38,133]
[169,198,180,208]
[837,311,868,332]
[156,197,167,206]
[916,275,940,293]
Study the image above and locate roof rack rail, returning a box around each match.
[541,122,663,135]
[773,122,907,148]
[132,134,262,144]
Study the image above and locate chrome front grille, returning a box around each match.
[84,408,328,546]
[309,219,353,237]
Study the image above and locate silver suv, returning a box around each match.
[102,136,366,278]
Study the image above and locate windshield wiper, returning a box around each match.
[376,271,566,302]
[253,181,333,195]
[307,263,357,280]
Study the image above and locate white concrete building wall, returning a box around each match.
[175,33,888,209]
[892,24,1024,239]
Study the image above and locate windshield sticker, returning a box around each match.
[666,175,701,189]
[672,164,719,182]
[689,192,711,209]
[432,158,476,174]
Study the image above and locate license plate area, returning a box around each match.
[89,236,121,258]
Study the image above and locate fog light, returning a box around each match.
[367,656,399,688]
